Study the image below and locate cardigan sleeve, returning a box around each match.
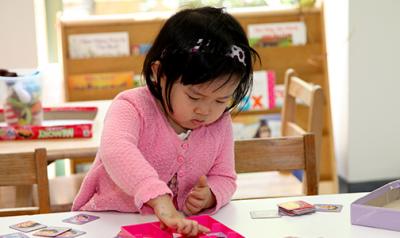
[203,114,237,214]
[99,98,172,211]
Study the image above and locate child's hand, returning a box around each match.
[147,194,210,236]
[183,175,216,215]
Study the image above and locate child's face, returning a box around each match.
[162,75,239,133]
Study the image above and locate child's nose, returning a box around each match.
[194,103,210,115]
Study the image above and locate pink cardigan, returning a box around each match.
[72,87,237,214]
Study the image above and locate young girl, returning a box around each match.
[72,6,258,236]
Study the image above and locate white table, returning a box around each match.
[0,193,398,237]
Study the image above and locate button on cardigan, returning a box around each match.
[72,87,237,214]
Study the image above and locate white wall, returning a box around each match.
[326,0,400,183]
[348,0,400,182]
[324,0,349,180]
[0,0,38,69]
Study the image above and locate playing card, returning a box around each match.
[33,227,71,237]
[279,209,298,216]
[9,221,46,232]
[0,233,30,238]
[278,200,314,211]
[55,229,86,238]
[314,204,343,212]
[278,200,315,216]
[250,210,281,219]
[62,214,99,225]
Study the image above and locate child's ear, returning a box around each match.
[151,61,161,83]
[151,61,167,88]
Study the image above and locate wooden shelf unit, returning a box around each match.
[57,3,337,193]
[233,5,337,193]
[57,15,165,101]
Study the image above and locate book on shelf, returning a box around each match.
[232,113,281,140]
[68,71,134,91]
[248,21,307,47]
[275,84,285,108]
[131,43,152,56]
[240,70,276,111]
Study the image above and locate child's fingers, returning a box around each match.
[176,219,192,234]
[175,219,186,234]
[187,195,204,209]
[182,204,192,216]
[197,175,208,188]
[193,175,208,190]
[185,200,201,215]
[179,219,209,237]
[198,223,211,233]
[188,221,199,237]
[182,220,197,235]
[189,189,207,200]
[182,203,198,216]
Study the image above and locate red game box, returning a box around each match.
[0,107,97,140]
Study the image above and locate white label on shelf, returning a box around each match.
[248,21,307,47]
[68,32,130,59]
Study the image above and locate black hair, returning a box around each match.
[143,6,260,112]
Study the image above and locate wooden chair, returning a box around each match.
[233,134,318,200]
[281,69,338,193]
[281,68,323,175]
[0,148,51,216]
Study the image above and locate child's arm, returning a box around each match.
[99,98,172,211]
[147,194,210,236]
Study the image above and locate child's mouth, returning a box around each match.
[191,119,205,126]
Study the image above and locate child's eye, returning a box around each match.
[187,95,200,101]
[216,100,227,104]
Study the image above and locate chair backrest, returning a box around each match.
[234,134,318,195]
[281,69,323,179]
[0,148,50,216]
